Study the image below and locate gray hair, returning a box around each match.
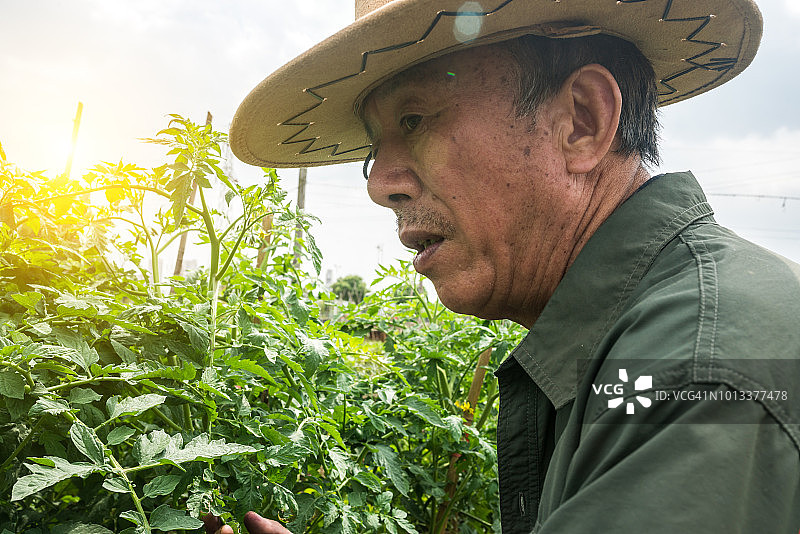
[502,34,661,167]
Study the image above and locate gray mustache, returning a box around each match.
[395,210,456,236]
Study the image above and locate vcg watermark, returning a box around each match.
[592,369,652,415]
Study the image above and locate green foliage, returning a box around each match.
[0,117,524,533]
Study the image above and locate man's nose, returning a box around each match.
[365,144,422,209]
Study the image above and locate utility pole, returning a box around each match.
[293,167,307,264]
[172,111,212,280]
[64,102,83,180]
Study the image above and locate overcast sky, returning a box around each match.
[1,0,799,284]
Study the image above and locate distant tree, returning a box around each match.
[332,274,367,303]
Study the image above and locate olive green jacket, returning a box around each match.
[495,172,800,533]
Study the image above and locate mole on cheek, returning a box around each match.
[523,146,531,157]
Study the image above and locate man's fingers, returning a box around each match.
[243,511,292,534]
[202,513,234,534]
[203,513,223,533]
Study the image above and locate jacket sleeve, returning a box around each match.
[536,383,800,533]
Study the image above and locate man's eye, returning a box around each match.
[400,114,423,132]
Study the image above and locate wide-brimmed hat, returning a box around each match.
[230,0,762,169]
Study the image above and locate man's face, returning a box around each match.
[362,44,588,326]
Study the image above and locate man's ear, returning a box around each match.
[555,64,622,174]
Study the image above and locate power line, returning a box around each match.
[708,192,800,203]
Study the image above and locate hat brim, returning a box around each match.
[230,0,762,168]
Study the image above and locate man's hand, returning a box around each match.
[203,511,292,534]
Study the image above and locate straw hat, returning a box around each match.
[230,0,762,168]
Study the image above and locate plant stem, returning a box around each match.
[47,376,128,392]
[0,417,44,472]
[0,360,35,388]
[107,451,151,534]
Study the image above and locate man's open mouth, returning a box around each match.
[415,237,444,253]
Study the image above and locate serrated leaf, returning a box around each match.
[120,510,144,526]
[110,394,166,420]
[55,293,98,318]
[69,387,102,404]
[110,339,137,364]
[265,442,311,466]
[12,456,100,501]
[285,290,310,325]
[28,321,52,336]
[403,396,445,428]
[52,522,114,534]
[133,429,172,464]
[29,397,71,417]
[317,420,346,449]
[392,509,418,534]
[177,320,209,354]
[374,445,410,496]
[143,474,182,498]
[106,426,136,446]
[102,477,130,493]
[0,370,26,399]
[11,291,43,310]
[354,470,382,493]
[298,332,327,376]
[149,504,203,531]
[164,433,259,464]
[69,422,106,465]
[229,358,277,386]
[328,447,349,480]
[306,232,322,275]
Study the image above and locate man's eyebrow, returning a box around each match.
[356,63,452,143]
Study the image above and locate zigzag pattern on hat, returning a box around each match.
[279,0,735,159]
[621,0,736,99]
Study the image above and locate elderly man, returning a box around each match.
[211,0,800,532]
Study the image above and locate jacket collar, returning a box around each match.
[504,172,714,408]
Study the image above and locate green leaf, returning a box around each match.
[298,332,327,376]
[28,321,52,336]
[317,420,346,449]
[374,444,410,496]
[403,396,445,428]
[265,442,311,466]
[229,357,277,386]
[110,394,166,420]
[52,522,114,534]
[164,434,259,464]
[11,291,43,310]
[119,510,144,526]
[0,370,26,399]
[143,474,182,498]
[49,332,100,372]
[12,456,100,501]
[353,470,382,493]
[69,387,102,404]
[392,509,418,534]
[177,320,209,354]
[133,429,173,464]
[167,172,193,226]
[102,477,130,493]
[328,448,350,480]
[149,504,203,531]
[69,422,106,465]
[55,293,98,318]
[29,397,71,417]
[286,290,310,324]
[106,426,136,446]
[110,339,137,364]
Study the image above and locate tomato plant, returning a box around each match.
[0,120,523,533]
